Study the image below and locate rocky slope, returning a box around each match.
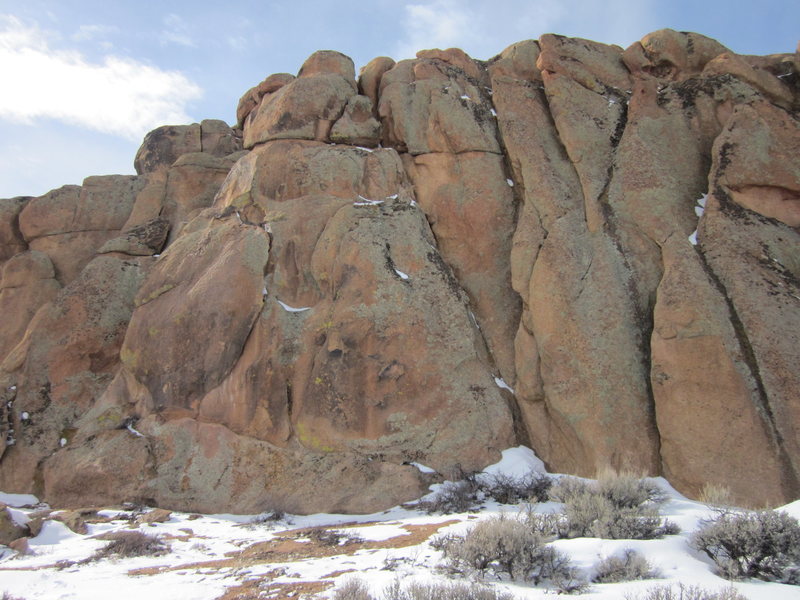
[0,30,798,513]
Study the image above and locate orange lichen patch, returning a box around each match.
[128,519,459,577]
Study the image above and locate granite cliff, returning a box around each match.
[1,29,798,513]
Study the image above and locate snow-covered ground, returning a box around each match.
[1,447,798,600]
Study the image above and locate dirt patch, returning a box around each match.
[127,519,459,577]
[217,579,333,600]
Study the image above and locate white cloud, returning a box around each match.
[160,13,195,48]
[72,24,119,42]
[394,0,659,61]
[0,16,202,140]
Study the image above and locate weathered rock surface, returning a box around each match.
[1,30,799,512]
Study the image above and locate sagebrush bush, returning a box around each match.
[623,583,749,600]
[334,578,373,600]
[92,530,170,559]
[334,578,517,600]
[416,479,481,514]
[690,509,800,583]
[383,580,516,600]
[482,471,552,504]
[547,472,676,540]
[415,469,551,514]
[437,514,586,593]
[592,548,658,583]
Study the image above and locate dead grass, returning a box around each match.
[128,520,458,577]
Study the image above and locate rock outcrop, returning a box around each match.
[1,33,798,512]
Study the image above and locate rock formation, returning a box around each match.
[0,30,798,512]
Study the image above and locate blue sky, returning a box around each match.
[1,0,797,198]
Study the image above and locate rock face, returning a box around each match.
[1,30,799,512]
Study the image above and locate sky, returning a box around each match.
[0,0,797,199]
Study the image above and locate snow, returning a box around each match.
[394,269,409,280]
[20,411,28,420]
[494,376,515,394]
[491,108,498,116]
[356,146,375,153]
[460,94,470,100]
[386,193,398,200]
[277,300,311,313]
[2,446,799,600]
[694,206,704,217]
[59,437,67,447]
[409,462,437,474]
[506,178,514,187]
[126,423,144,438]
[688,230,698,245]
[0,491,39,507]
[479,446,546,479]
[354,195,384,207]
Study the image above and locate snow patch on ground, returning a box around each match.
[2,447,799,600]
[0,491,39,507]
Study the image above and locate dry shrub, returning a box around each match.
[482,471,552,504]
[383,579,516,600]
[437,514,586,593]
[697,483,734,508]
[623,583,749,600]
[308,528,363,547]
[592,548,658,583]
[416,480,481,514]
[92,530,169,560]
[335,578,517,600]
[334,578,373,600]
[548,472,677,540]
[690,509,800,583]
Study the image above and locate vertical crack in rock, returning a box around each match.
[697,190,800,497]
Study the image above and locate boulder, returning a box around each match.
[378,55,500,154]
[0,196,30,263]
[236,73,296,127]
[134,124,201,174]
[243,73,356,148]
[0,505,28,545]
[358,57,396,115]
[298,50,357,89]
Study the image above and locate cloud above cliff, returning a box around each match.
[394,0,659,60]
[0,16,201,140]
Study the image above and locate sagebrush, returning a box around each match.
[623,583,749,600]
[544,471,677,539]
[415,468,550,514]
[435,514,587,593]
[91,530,170,560]
[592,548,658,583]
[690,509,800,583]
[333,578,516,600]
